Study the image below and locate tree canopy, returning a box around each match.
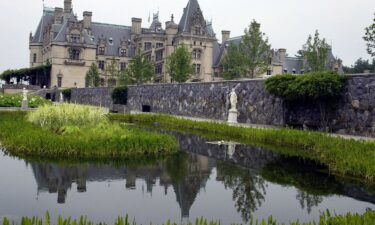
[364,13,375,58]
[119,53,154,85]
[300,30,331,72]
[105,58,121,87]
[85,63,100,87]
[221,20,271,79]
[166,44,193,83]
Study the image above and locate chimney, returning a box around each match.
[278,48,286,63]
[54,7,63,24]
[64,0,72,13]
[131,18,142,35]
[222,30,231,43]
[83,11,92,29]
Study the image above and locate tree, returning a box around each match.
[300,30,331,72]
[85,63,100,87]
[221,43,244,80]
[120,53,154,85]
[363,13,375,58]
[105,58,121,86]
[240,20,271,78]
[166,44,193,83]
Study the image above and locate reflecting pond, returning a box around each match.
[0,131,374,224]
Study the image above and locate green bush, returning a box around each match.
[265,72,346,102]
[0,93,51,108]
[27,103,107,130]
[111,86,128,105]
[61,88,71,101]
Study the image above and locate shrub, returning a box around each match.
[265,71,346,102]
[27,103,107,129]
[111,86,128,105]
[0,93,51,108]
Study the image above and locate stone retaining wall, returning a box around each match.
[70,74,375,137]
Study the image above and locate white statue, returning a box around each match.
[60,92,64,102]
[22,88,28,101]
[229,88,237,110]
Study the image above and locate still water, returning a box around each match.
[0,131,374,224]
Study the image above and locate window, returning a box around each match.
[155,50,163,61]
[192,49,202,59]
[194,64,201,75]
[120,49,127,57]
[144,42,152,51]
[267,70,272,76]
[200,42,202,46]
[108,38,114,45]
[57,77,62,88]
[155,63,163,75]
[98,61,105,70]
[69,49,80,60]
[98,47,105,55]
[70,34,80,43]
[120,62,126,71]
[194,26,201,35]
[156,43,164,48]
[33,54,37,63]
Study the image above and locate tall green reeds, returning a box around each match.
[1,210,375,225]
[109,113,375,182]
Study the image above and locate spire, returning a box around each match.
[178,0,205,33]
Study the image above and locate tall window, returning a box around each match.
[33,54,37,63]
[98,61,105,70]
[69,49,80,60]
[120,62,126,71]
[193,64,201,75]
[155,50,163,61]
[192,49,202,59]
[155,63,163,75]
[98,47,105,55]
[144,42,152,51]
[70,34,81,43]
[120,49,127,57]
[57,77,62,88]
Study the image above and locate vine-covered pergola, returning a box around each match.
[0,65,51,88]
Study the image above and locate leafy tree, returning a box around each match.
[240,20,271,78]
[343,58,375,74]
[105,58,121,86]
[221,43,244,80]
[120,53,154,85]
[300,30,331,72]
[166,44,193,83]
[85,63,100,87]
[363,13,375,58]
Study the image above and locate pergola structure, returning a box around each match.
[0,65,51,88]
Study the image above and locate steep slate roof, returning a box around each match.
[178,0,200,33]
[283,57,303,73]
[31,8,55,44]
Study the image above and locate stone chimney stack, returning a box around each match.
[131,18,142,35]
[278,48,286,63]
[64,0,72,13]
[54,7,63,24]
[83,11,92,29]
[222,30,231,43]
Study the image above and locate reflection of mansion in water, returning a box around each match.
[31,154,214,218]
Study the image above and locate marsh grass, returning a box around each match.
[1,210,375,225]
[109,113,375,182]
[0,111,178,160]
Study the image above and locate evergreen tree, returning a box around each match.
[120,53,154,85]
[300,30,331,72]
[364,13,375,58]
[221,43,244,80]
[166,44,193,83]
[85,63,100,87]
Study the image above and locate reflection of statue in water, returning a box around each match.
[216,162,266,222]
[227,143,237,159]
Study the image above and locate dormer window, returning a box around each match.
[70,34,81,43]
[109,38,114,45]
[69,48,80,60]
[283,68,288,73]
[91,36,95,42]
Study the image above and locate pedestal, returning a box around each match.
[21,100,29,110]
[228,109,238,124]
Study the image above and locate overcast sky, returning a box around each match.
[0,0,374,72]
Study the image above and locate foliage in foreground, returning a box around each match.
[0,93,51,108]
[27,104,107,130]
[0,111,178,160]
[265,72,346,102]
[1,210,375,225]
[109,113,375,181]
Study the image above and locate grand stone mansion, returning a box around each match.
[29,0,342,88]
